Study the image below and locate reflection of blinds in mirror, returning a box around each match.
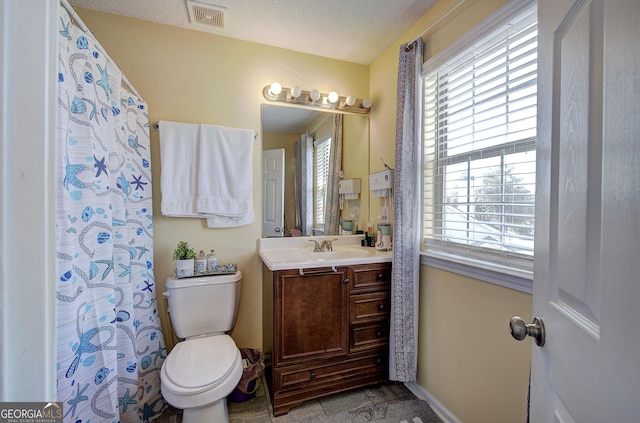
[314,136,331,230]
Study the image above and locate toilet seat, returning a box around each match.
[163,335,238,395]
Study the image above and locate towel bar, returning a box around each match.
[298,266,337,276]
[151,121,258,139]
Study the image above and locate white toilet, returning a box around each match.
[161,271,243,423]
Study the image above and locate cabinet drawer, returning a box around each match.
[350,322,389,352]
[349,263,391,294]
[350,291,389,324]
[273,353,386,392]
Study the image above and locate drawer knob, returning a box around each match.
[310,372,317,379]
[378,304,385,311]
[377,330,382,338]
[343,278,349,285]
[376,358,382,364]
[377,273,384,280]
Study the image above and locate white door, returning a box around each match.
[527,0,640,421]
[262,148,285,237]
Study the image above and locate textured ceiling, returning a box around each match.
[68,0,437,65]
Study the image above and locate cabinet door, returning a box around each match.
[274,268,349,366]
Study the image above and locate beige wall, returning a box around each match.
[76,9,369,352]
[419,267,532,422]
[369,0,533,422]
[340,114,370,231]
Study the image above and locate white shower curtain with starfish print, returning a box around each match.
[55,7,166,422]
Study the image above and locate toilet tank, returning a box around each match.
[165,271,242,339]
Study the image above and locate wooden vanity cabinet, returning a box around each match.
[271,263,391,416]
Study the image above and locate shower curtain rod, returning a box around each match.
[60,0,143,101]
[408,0,466,47]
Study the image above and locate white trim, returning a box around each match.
[422,0,538,73]
[0,1,58,400]
[404,382,463,423]
[421,252,533,293]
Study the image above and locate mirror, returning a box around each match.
[261,104,369,237]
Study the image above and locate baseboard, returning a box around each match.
[404,382,463,423]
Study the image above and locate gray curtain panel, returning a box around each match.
[323,114,343,235]
[295,132,314,235]
[389,38,423,382]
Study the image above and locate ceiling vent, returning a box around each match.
[187,1,226,29]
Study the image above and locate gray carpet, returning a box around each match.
[299,399,442,423]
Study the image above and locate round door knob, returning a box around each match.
[510,316,546,347]
[343,278,349,285]
[378,304,385,311]
[275,228,281,232]
[310,372,316,379]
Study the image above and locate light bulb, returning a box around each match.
[345,95,356,107]
[269,82,282,96]
[290,85,302,98]
[310,89,320,102]
[328,91,339,104]
[361,98,372,109]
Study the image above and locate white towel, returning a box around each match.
[159,120,256,227]
[197,124,256,228]
[159,121,200,217]
[205,210,255,228]
[197,124,254,217]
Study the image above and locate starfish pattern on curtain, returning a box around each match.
[56,7,166,422]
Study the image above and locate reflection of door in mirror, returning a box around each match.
[262,148,284,237]
[261,104,369,238]
[263,113,332,237]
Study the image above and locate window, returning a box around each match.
[422,3,537,278]
[314,135,331,232]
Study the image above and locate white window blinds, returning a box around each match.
[314,136,331,229]
[422,4,537,272]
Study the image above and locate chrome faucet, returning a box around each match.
[320,239,337,252]
[309,239,321,252]
[309,239,338,252]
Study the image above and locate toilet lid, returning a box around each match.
[164,335,238,394]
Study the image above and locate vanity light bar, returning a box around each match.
[263,83,372,115]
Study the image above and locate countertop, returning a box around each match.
[258,235,393,271]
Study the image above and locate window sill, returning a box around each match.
[420,251,533,294]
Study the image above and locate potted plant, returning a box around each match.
[173,241,196,277]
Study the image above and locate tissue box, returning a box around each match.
[369,170,394,191]
[339,178,361,194]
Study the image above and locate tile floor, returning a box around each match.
[157,379,417,422]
